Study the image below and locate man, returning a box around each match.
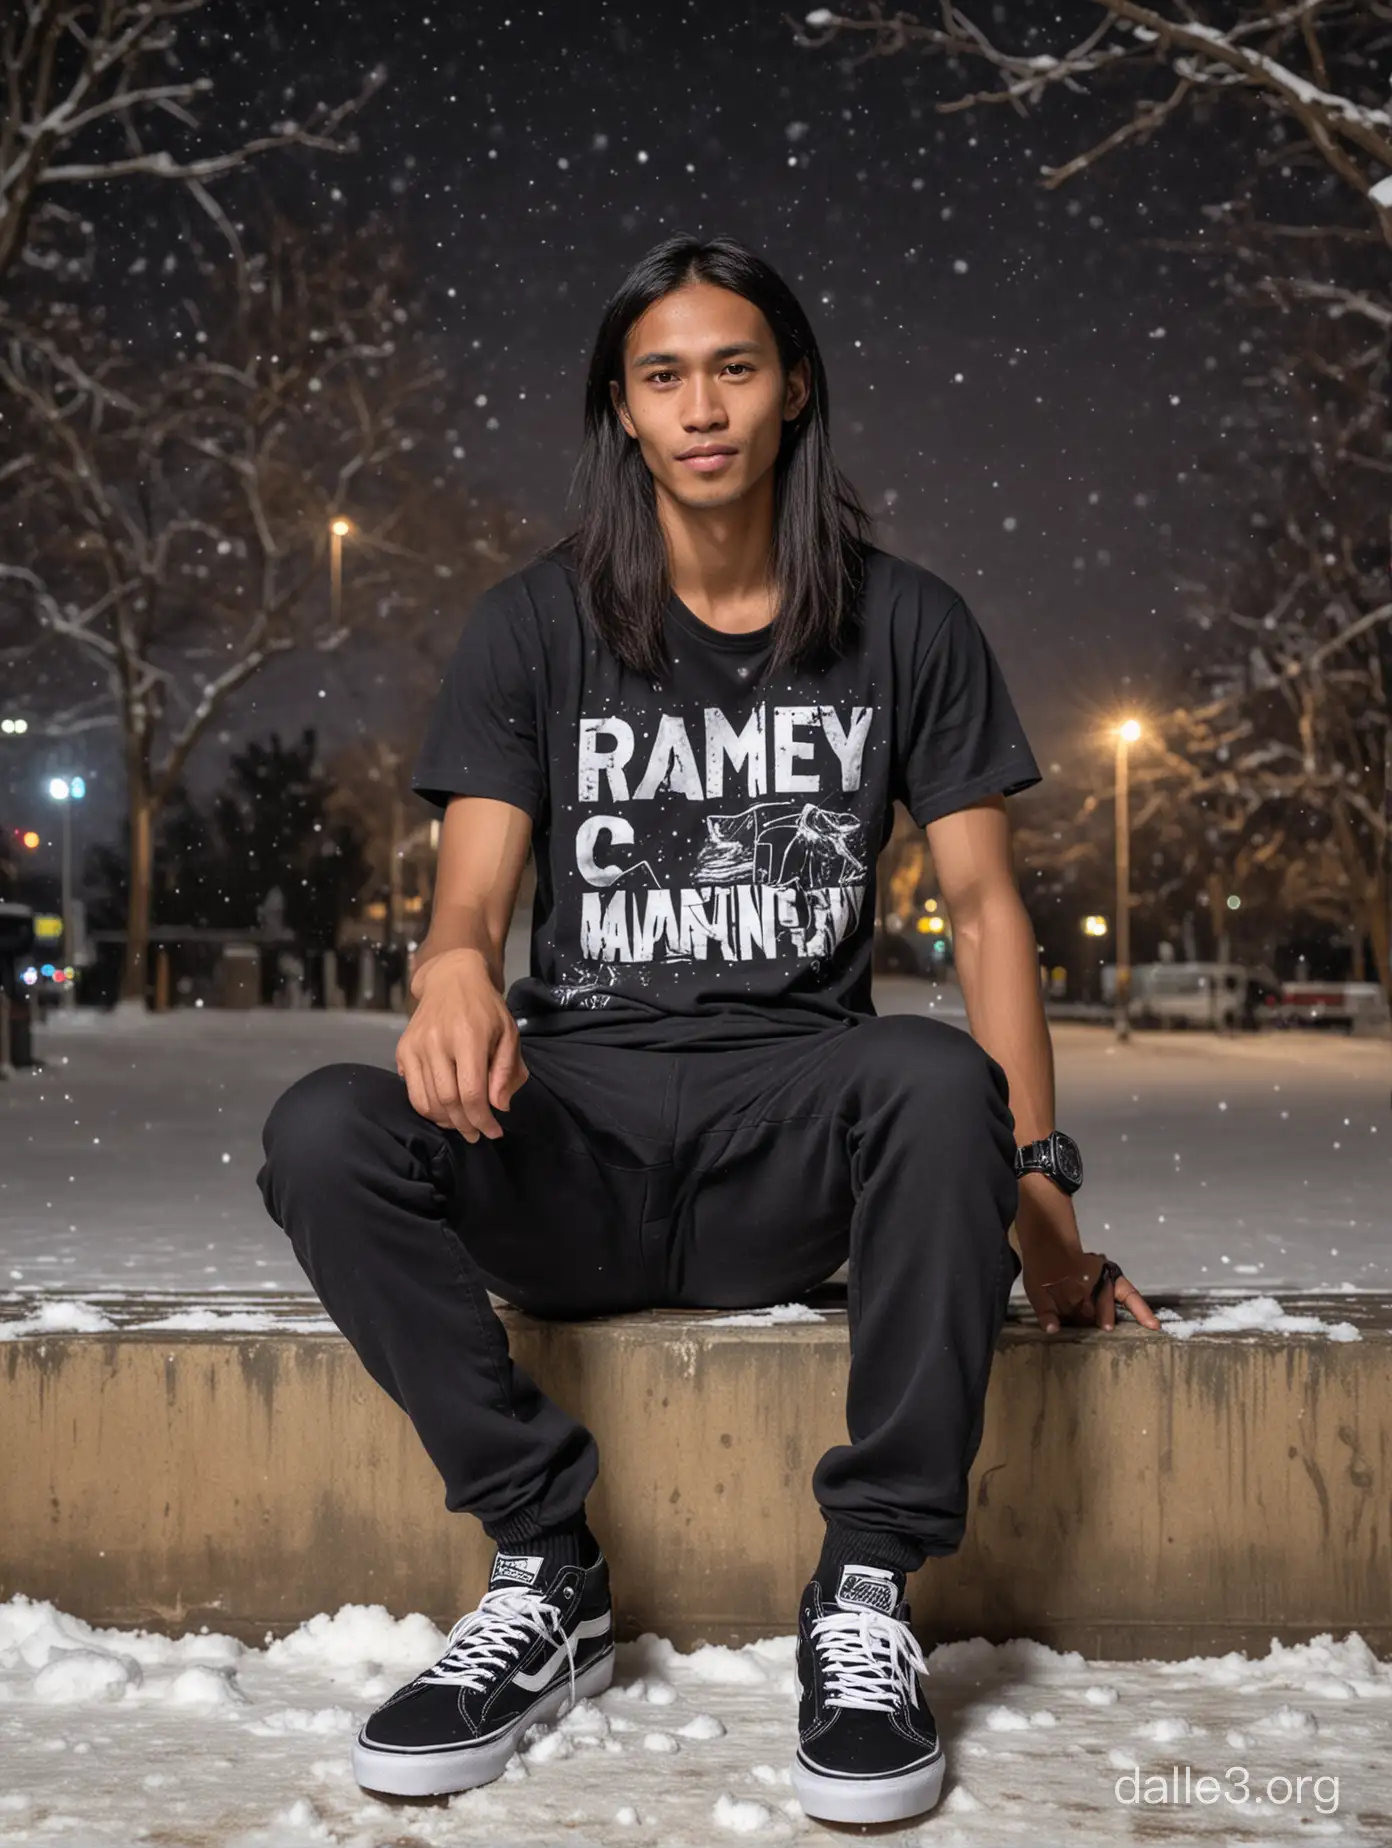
[256,231,1158,1828]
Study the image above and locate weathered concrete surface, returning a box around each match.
[3,1290,1388,1657]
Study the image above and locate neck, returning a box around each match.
[656,467,777,634]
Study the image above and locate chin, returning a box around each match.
[664,475,749,511]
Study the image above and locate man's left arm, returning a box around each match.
[924,796,1159,1333]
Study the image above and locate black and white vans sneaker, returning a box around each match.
[791,1560,945,1825]
[352,1549,614,1798]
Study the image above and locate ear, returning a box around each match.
[784,356,811,422]
[609,378,636,439]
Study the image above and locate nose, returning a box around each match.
[681,378,727,431]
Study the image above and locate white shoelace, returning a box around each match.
[420,1586,578,1708]
[811,1606,928,1712]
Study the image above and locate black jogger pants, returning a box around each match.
[255,1012,1023,1569]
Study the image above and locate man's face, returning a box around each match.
[609,281,810,512]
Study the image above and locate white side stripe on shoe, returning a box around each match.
[512,1614,612,1692]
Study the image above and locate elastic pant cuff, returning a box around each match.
[486,1506,590,1549]
[819,1514,929,1577]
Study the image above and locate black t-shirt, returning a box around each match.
[410,542,1042,1049]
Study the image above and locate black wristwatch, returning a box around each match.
[1013,1130,1084,1196]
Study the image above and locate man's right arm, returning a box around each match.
[399,795,534,1140]
[409,795,534,1006]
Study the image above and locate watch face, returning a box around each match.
[1054,1134,1083,1185]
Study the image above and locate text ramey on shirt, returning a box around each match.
[409,541,1043,1050]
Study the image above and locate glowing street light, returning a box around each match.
[1112,718,1142,1042]
[329,517,353,630]
[47,773,86,1010]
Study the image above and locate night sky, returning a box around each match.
[13,0,1254,847]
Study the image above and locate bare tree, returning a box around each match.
[319,495,540,950]
[1014,714,1354,974]
[0,0,380,283]
[797,2,1392,990]
[1164,438,1392,985]
[1020,289,1389,988]
[795,1,1391,241]
[0,211,457,1003]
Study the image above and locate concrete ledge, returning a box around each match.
[3,1289,1388,1658]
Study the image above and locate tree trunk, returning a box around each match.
[1206,872,1229,962]
[120,783,155,1006]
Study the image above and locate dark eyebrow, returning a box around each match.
[629,342,763,368]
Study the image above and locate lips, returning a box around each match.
[678,448,737,472]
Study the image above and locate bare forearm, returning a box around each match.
[951,892,1055,1146]
[410,908,506,1003]
[408,799,532,1017]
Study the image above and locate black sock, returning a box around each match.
[491,1513,600,1578]
[816,1516,920,1596]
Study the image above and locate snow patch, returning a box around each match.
[1156,1295,1362,1340]
[714,1791,778,1832]
[0,1298,116,1338]
[679,1710,727,1739]
[704,1302,825,1327]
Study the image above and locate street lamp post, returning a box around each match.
[329,517,352,630]
[1114,719,1141,1042]
[47,774,85,1011]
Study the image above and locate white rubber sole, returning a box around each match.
[791,1743,946,1825]
[352,1645,615,1798]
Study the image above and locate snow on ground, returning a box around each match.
[2,991,1390,1295]
[1,1594,1388,1846]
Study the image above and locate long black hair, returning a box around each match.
[541,232,875,681]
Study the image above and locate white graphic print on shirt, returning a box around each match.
[560,702,874,1006]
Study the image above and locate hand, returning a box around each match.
[396,948,529,1143]
[1014,1171,1161,1335]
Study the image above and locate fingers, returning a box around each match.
[429,1043,502,1143]
[1025,1269,1161,1336]
[488,1034,529,1114]
[1095,1275,1117,1331]
[1111,1274,1163,1331]
[398,1006,523,1143]
[396,1046,435,1126]
[1064,1273,1161,1334]
[415,1044,474,1139]
[398,1041,500,1142]
[1023,1283,1066,1336]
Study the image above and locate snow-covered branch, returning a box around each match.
[797,3,1392,235]
[0,0,382,281]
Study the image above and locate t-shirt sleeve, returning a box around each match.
[409,583,545,819]
[893,591,1043,827]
